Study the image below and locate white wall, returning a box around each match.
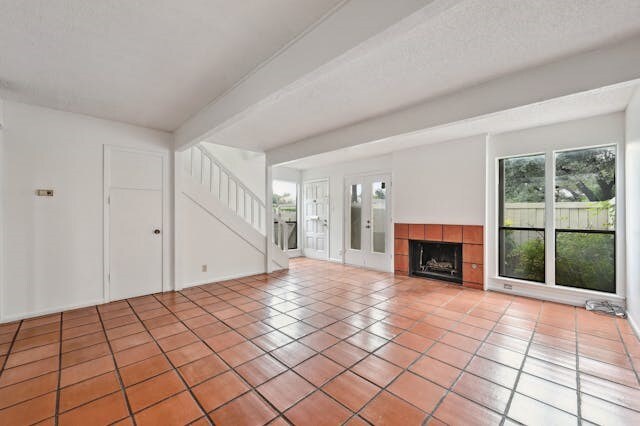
[178,194,266,286]
[0,100,5,321]
[273,165,301,183]
[486,112,626,305]
[392,136,486,225]
[626,90,640,334]
[201,142,265,203]
[299,137,487,262]
[302,155,392,261]
[1,101,173,321]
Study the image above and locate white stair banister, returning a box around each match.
[185,144,266,235]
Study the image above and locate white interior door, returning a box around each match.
[345,174,392,271]
[106,147,165,301]
[303,180,329,259]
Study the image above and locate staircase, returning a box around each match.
[180,144,289,272]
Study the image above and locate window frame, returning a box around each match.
[553,144,617,293]
[496,143,618,293]
[272,179,299,252]
[497,154,547,283]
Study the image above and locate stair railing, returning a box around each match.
[184,144,266,234]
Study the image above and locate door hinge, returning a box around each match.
[107,273,110,282]
[107,195,110,205]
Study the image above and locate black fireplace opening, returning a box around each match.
[409,240,463,284]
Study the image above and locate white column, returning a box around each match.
[625,89,640,332]
[265,162,274,273]
[173,149,184,291]
[0,98,5,321]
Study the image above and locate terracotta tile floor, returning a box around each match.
[1,258,639,425]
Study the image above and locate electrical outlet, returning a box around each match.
[504,284,513,290]
[202,265,207,272]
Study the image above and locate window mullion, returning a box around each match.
[545,151,556,286]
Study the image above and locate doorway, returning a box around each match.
[344,173,392,271]
[104,146,168,301]
[303,179,329,259]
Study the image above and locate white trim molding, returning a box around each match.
[2,298,105,323]
[488,276,626,307]
[103,145,171,303]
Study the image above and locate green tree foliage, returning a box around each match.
[273,192,293,206]
[502,231,545,282]
[502,155,545,203]
[556,232,615,293]
[555,147,615,202]
[501,146,616,292]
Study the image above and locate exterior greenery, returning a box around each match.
[500,146,616,292]
[556,232,615,293]
[501,230,545,282]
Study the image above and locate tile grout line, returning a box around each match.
[177,284,323,423]
[54,314,63,426]
[3,261,640,424]
[179,274,409,423]
[614,318,640,384]
[0,319,116,413]
[41,304,187,423]
[575,307,583,424]
[412,294,517,425]
[500,303,544,425]
[124,296,214,425]
[0,320,23,379]
[208,264,640,417]
[95,305,139,426]
[346,293,464,424]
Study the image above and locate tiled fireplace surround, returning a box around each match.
[394,224,484,290]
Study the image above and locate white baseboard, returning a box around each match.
[286,249,302,258]
[487,280,625,307]
[180,269,267,289]
[628,312,640,340]
[1,298,105,323]
[329,257,343,264]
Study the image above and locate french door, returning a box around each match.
[344,174,392,271]
[303,179,329,259]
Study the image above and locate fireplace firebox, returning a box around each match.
[409,240,463,284]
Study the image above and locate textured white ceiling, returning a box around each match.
[281,81,638,170]
[0,0,342,131]
[213,0,640,151]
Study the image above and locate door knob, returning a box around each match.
[153,229,161,235]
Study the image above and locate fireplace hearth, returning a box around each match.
[410,239,463,284]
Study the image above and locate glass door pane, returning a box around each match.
[371,181,387,253]
[273,180,298,250]
[350,184,362,250]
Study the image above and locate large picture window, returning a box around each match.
[498,155,546,282]
[555,146,616,293]
[498,145,617,293]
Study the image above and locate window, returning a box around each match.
[273,180,297,250]
[371,181,387,253]
[350,184,362,250]
[555,146,616,293]
[498,145,617,293]
[499,155,546,282]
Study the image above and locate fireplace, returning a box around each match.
[394,224,484,289]
[409,239,463,284]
